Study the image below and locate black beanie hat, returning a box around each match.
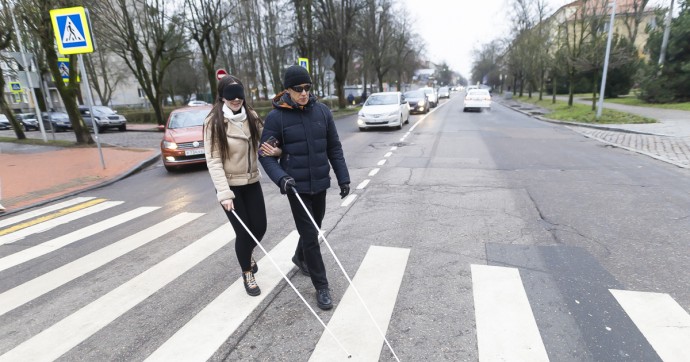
[283,65,312,89]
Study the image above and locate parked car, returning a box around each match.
[437,86,450,99]
[463,89,492,112]
[420,87,438,107]
[16,113,39,131]
[403,90,429,114]
[78,105,127,132]
[187,100,209,107]
[160,105,212,172]
[41,112,72,132]
[357,92,410,131]
[0,114,10,130]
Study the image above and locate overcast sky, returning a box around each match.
[401,0,667,78]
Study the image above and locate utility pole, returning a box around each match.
[658,0,674,71]
[596,0,617,120]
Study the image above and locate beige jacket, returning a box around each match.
[204,110,262,202]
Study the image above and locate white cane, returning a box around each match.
[230,210,351,359]
[290,189,401,362]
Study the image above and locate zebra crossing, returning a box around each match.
[1,197,689,361]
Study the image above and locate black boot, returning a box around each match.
[251,255,258,274]
[242,271,261,296]
[291,255,310,276]
[316,288,332,310]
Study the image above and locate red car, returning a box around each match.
[160,105,212,172]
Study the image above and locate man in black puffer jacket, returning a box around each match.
[260,65,350,310]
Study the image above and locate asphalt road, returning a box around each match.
[1,93,689,361]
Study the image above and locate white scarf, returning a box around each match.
[223,104,247,126]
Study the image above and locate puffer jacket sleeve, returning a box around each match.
[259,110,289,186]
[204,117,235,202]
[323,105,350,185]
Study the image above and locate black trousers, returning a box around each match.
[223,182,267,272]
[287,190,328,289]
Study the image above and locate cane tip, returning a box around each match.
[347,355,352,359]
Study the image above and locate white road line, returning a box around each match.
[340,194,357,207]
[0,223,233,362]
[356,179,369,190]
[0,212,203,317]
[368,168,380,177]
[0,207,159,272]
[384,152,392,158]
[377,159,386,166]
[145,231,300,362]
[0,197,96,229]
[309,246,410,361]
[0,201,123,246]
[399,137,406,142]
[390,146,397,151]
[471,264,549,362]
[610,289,690,362]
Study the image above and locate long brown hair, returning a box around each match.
[208,75,263,164]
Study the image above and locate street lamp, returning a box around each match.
[596,0,617,120]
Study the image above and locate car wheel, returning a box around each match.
[118,124,127,132]
[463,108,467,112]
[405,115,409,124]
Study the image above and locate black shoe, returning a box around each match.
[251,256,258,274]
[316,288,332,310]
[291,255,310,276]
[242,271,261,296]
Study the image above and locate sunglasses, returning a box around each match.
[290,84,312,93]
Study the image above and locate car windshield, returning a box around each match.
[365,94,398,106]
[91,106,116,116]
[168,109,209,129]
[48,112,69,119]
[404,91,423,98]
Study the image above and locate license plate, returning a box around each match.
[185,148,205,156]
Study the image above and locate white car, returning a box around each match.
[420,87,438,107]
[357,92,410,131]
[463,89,492,112]
[187,100,209,107]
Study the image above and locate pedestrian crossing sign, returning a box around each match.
[9,82,22,94]
[50,7,94,55]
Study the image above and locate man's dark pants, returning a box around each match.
[287,190,328,289]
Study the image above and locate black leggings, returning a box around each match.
[223,182,267,272]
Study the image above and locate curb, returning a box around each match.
[0,150,162,217]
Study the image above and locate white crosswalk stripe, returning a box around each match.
[610,289,690,362]
[0,200,123,245]
[0,207,159,272]
[471,264,549,362]
[310,246,410,361]
[0,197,96,229]
[146,230,300,362]
[0,212,202,317]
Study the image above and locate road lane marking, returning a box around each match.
[610,289,690,362]
[309,246,410,361]
[1,223,233,362]
[356,179,369,190]
[390,146,397,151]
[377,159,386,166]
[340,194,356,207]
[0,207,159,272]
[0,200,120,245]
[384,152,392,158]
[145,230,299,362]
[0,212,203,317]
[471,264,549,362]
[368,168,380,177]
[0,197,96,229]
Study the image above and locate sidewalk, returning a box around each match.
[0,124,161,214]
[498,96,690,169]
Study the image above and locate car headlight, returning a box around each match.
[417,100,425,106]
[387,110,398,117]
[162,140,178,149]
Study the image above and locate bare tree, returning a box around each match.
[0,0,25,140]
[83,50,127,106]
[91,0,189,125]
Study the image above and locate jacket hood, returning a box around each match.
[271,91,317,111]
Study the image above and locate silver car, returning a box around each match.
[0,114,10,130]
[357,92,410,131]
[420,87,438,107]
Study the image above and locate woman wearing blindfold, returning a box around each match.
[204,75,281,296]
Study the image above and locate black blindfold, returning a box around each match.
[222,84,245,100]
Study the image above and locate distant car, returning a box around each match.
[16,113,39,131]
[357,92,410,131]
[463,89,492,112]
[403,90,429,114]
[187,100,209,107]
[79,105,127,132]
[0,114,10,130]
[437,86,450,99]
[160,105,212,172]
[41,112,72,132]
[420,87,438,107]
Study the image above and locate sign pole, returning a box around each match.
[78,54,105,169]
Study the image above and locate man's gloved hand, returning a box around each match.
[280,176,297,194]
[339,184,350,199]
